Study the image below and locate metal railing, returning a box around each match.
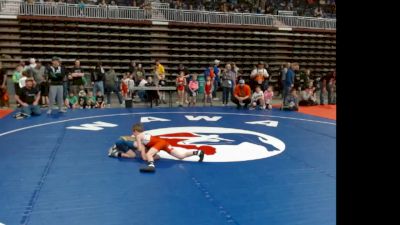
[0,0,336,30]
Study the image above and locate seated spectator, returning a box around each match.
[250,85,266,110]
[283,88,299,111]
[263,86,274,110]
[232,79,251,109]
[95,91,105,108]
[299,86,318,106]
[78,85,87,109]
[14,77,41,117]
[65,91,79,109]
[188,74,199,107]
[86,91,96,108]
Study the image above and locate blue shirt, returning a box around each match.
[285,68,295,86]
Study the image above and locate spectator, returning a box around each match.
[68,59,85,95]
[65,91,79,109]
[0,61,9,108]
[121,73,129,99]
[178,64,190,104]
[320,69,336,105]
[128,60,137,76]
[299,85,318,106]
[263,85,274,110]
[283,88,299,111]
[137,75,147,102]
[250,85,266,110]
[280,62,290,97]
[95,90,105,108]
[221,64,234,106]
[99,0,107,7]
[135,63,145,85]
[154,59,166,104]
[232,79,251,109]
[145,76,159,106]
[12,65,23,96]
[19,70,29,89]
[14,77,41,117]
[188,73,199,107]
[176,71,186,107]
[250,61,269,91]
[203,75,213,106]
[212,59,221,100]
[91,61,105,96]
[283,62,297,104]
[77,85,87,109]
[104,67,123,107]
[46,56,68,114]
[86,91,96,108]
[300,69,311,90]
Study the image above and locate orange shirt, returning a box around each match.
[234,84,251,98]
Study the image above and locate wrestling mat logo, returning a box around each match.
[148,127,285,162]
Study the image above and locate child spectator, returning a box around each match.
[299,86,318,106]
[221,64,234,106]
[95,91,105,108]
[283,88,299,111]
[137,75,147,102]
[78,85,87,109]
[188,74,199,107]
[250,85,265,110]
[86,91,96,108]
[127,73,135,99]
[65,91,79,109]
[12,65,23,95]
[263,86,274,110]
[176,71,186,107]
[204,75,213,106]
[121,73,129,99]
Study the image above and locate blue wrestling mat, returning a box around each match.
[0,107,336,225]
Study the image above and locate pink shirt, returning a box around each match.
[263,90,274,103]
[188,80,199,91]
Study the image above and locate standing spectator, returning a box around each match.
[91,61,105,96]
[14,77,41,116]
[154,59,166,104]
[137,75,147,102]
[68,59,85,95]
[280,63,290,97]
[175,71,186,107]
[221,64,234,106]
[135,63,145,85]
[188,73,199,107]
[129,60,137,75]
[320,69,336,105]
[12,65,23,96]
[250,61,269,91]
[46,56,68,114]
[145,76,159,107]
[104,67,123,107]
[203,76,213,106]
[283,63,297,104]
[212,59,221,100]
[121,73,129,99]
[232,79,251,109]
[0,61,9,108]
[27,60,46,104]
[18,71,29,89]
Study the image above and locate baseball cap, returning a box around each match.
[239,79,245,84]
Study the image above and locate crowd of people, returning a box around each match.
[0,56,336,119]
[25,0,336,18]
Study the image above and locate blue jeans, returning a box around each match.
[222,86,231,104]
[115,138,135,153]
[22,104,41,116]
[212,79,218,98]
[93,81,104,96]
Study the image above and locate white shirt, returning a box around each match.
[250,68,269,79]
[138,79,147,87]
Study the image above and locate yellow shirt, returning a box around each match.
[156,64,165,76]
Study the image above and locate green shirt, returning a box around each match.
[67,96,78,104]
